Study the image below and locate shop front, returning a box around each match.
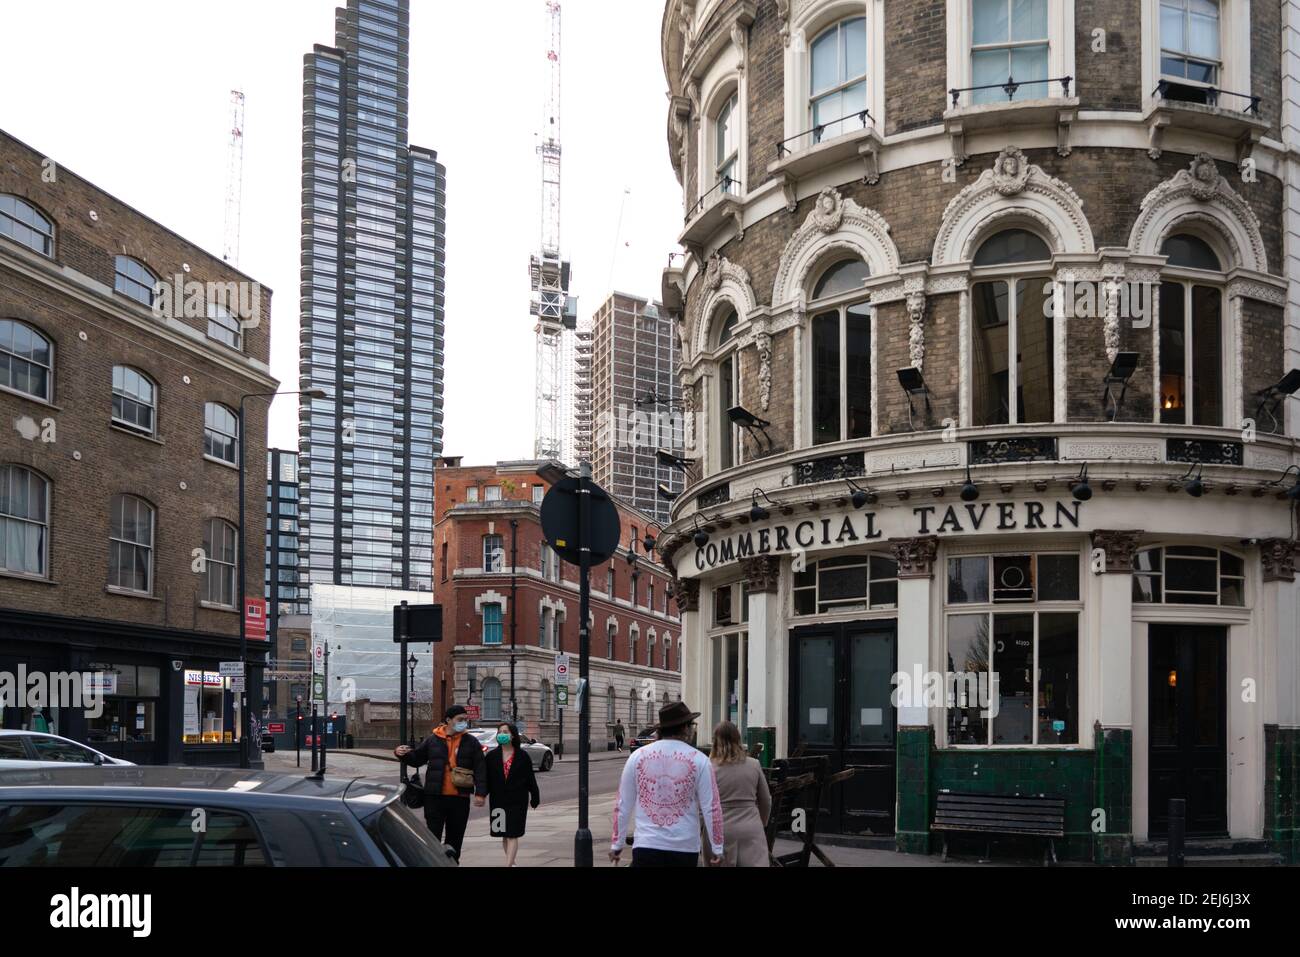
[0,610,255,767]
[668,476,1300,863]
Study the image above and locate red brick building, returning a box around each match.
[431,458,682,752]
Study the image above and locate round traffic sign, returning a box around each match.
[540,477,621,566]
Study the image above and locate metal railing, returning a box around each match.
[776,109,874,159]
[1152,79,1260,116]
[948,75,1072,108]
[686,175,742,222]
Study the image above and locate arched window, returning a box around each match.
[204,403,239,464]
[482,678,502,721]
[971,0,1050,104]
[809,259,871,445]
[1133,546,1244,606]
[207,301,241,350]
[114,256,158,307]
[1160,0,1221,87]
[0,319,53,402]
[1,464,49,577]
[810,17,867,141]
[109,494,154,594]
[0,195,54,257]
[202,518,238,607]
[112,366,157,436]
[971,229,1054,426]
[540,680,552,721]
[712,306,741,472]
[713,92,740,196]
[606,685,616,723]
[1159,233,1224,426]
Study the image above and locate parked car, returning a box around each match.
[469,727,554,771]
[0,731,135,769]
[628,727,657,751]
[0,766,457,866]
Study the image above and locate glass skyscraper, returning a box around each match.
[299,0,444,594]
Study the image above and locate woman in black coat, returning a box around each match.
[484,721,540,867]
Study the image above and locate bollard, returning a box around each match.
[1167,797,1186,867]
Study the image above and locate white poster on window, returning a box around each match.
[861,707,883,727]
[183,688,200,737]
[808,707,829,726]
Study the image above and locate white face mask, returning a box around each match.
[451,720,468,733]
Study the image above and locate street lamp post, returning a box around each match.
[237,387,326,769]
[509,519,518,723]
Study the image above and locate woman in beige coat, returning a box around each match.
[709,721,772,867]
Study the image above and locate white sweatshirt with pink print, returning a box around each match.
[610,739,725,857]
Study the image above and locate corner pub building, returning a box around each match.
[656,0,1300,862]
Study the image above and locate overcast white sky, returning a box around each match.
[0,0,682,463]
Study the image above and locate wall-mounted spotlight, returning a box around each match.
[728,405,773,451]
[643,522,663,554]
[1070,464,1093,501]
[846,478,877,509]
[657,483,681,502]
[960,465,980,502]
[1181,462,1205,497]
[1102,352,1139,422]
[1253,368,1300,434]
[750,488,776,522]
[657,448,695,472]
[1264,464,1300,500]
[897,367,932,432]
[691,514,710,549]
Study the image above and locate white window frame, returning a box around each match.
[708,306,743,475]
[111,366,157,437]
[807,15,869,141]
[712,91,741,197]
[203,403,239,465]
[108,494,154,595]
[1141,0,1249,110]
[0,318,54,403]
[206,301,242,351]
[202,518,238,608]
[804,273,876,446]
[0,194,54,258]
[1156,266,1228,428]
[483,534,504,572]
[784,1,886,149]
[114,256,157,308]
[466,486,479,503]
[0,464,50,579]
[695,34,747,209]
[946,0,1074,109]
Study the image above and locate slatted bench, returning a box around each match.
[932,791,1066,866]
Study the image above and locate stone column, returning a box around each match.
[1260,539,1300,863]
[889,536,938,854]
[742,555,782,761]
[1090,529,1142,865]
[673,577,705,720]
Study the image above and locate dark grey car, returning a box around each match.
[0,766,457,867]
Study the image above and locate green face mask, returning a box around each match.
[496,733,511,745]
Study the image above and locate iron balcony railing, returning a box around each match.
[1152,79,1260,116]
[776,108,874,159]
[948,75,1072,108]
[686,175,742,222]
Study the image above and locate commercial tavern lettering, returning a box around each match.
[691,499,1083,572]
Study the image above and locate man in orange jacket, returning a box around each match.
[395,704,487,860]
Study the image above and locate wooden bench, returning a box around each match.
[932,791,1066,866]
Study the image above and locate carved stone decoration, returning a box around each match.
[755,332,773,411]
[703,253,724,292]
[992,145,1031,195]
[689,254,758,357]
[1091,529,1145,573]
[1103,279,1121,364]
[906,292,926,370]
[810,186,845,233]
[730,22,747,73]
[775,0,791,45]
[1188,152,1221,201]
[741,555,780,594]
[889,537,939,579]
[674,576,700,614]
[1260,538,1298,583]
[680,0,696,59]
[781,172,798,213]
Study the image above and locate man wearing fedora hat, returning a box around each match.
[610,700,725,867]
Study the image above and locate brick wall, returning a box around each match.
[884,0,948,136]
[746,1,784,193]
[1074,0,1143,111]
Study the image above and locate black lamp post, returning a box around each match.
[510,518,518,723]
[237,387,326,769]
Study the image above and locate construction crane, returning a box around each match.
[223,90,245,267]
[531,1,576,462]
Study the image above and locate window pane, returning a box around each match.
[812,311,840,444]
[1011,0,1048,41]
[1190,286,1221,426]
[948,556,989,603]
[1037,554,1079,601]
[811,90,842,141]
[849,631,892,745]
[1160,3,1185,50]
[992,554,1034,602]
[846,305,871,439]
[1016,279,1053,423]
[719,355,735,469]
[1037,613,1078,744]
[810,27,838,94]
[1188,10,1219,58]
[813,259,870,299]
[992,613,1034,743]
[971,49,1009,103]
[947,614,991,744]
[1158,283,1186,424]
[1162,234,1221,270]
[973,0,1009,44]
[975,229,1051,265]
[1009,44,1049,98]
[796,637,836,746]
[843,17,866,79]
[1165,555,1217,593]
[972,282,1010,426]
[1133,573,1163,603]
[819,563,868,604]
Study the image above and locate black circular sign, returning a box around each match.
[540,477,622,566]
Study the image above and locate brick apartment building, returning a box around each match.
[0,128,277,766]
[431,458,683,753]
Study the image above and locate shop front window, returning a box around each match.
[85,664,160,746]
[944,551,1080,746]
[183,668,237,745]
